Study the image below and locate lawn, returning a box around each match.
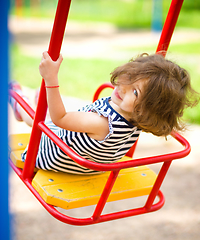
[11,40,200,125]
[10,45,121,99]
[10,0,200,125]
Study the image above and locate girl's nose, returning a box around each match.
[120,85,129,94]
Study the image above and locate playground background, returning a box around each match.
[9,0,200,239]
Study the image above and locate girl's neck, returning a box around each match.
[109,99,132,122]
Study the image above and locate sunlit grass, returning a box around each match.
[11,42,200,125]
[10,45,122,99]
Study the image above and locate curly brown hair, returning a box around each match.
[110,53,199,136]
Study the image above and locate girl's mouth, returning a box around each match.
[114,88,122,100]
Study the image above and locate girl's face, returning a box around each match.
[111,75,146,120]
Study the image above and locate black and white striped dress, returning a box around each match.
[22,97,141,174]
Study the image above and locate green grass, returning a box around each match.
[10,0,200,124]
[11,45,122,99]
[174,55,200,125]
[11,42,200,125]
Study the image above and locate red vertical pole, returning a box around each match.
[145,161,172,210]
[128,1,185,159]
[156,0,184,56]
[149,0,184,208]
[22,0,72,180]
[92,170,120,221]
[125,139,139,158]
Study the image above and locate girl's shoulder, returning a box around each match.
[80,97,110,114]
[82,97,136,128]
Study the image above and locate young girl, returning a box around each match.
[9,52,198,174]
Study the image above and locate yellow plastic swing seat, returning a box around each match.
[9,133,157,210]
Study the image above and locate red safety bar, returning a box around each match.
[9,0,188,226]
[156,0,184,55]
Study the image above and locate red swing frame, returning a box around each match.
[9,0,189,226]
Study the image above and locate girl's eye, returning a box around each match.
[133,89,138,97]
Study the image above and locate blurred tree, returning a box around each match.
[182,0,200,10]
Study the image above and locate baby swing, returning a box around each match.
[9,0,190,226]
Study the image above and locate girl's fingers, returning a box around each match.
[42,51,50,59]
[57,54,63,65]
[42,51,63,64]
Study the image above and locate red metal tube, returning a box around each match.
[94,190,165,225]
[92,170,120,221]
[125,139,139,158]
[145,161,172,210]
[38,121,190,172]
[48,0,72,61]
[22,0,72,180]
[156,0,184,55]
[9,90,35,119]
[93,82,114,102]
[10,158,165,226]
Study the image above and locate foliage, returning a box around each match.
[10,0,200,29]
[182,0,200,10]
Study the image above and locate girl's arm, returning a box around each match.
[39,52,109,141]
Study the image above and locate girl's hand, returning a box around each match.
[39,51,63,86]
[39,51,109,141]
